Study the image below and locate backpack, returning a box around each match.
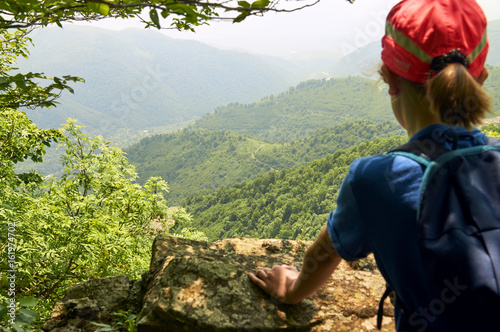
[376,133,500,331]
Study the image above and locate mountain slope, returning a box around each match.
[183,135,407,241]
[18,25,316,145]
[191,77,394,141]
[125,120,404,204]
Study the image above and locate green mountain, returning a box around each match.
[18,25,320,146]
[487,20,500,66]
[182,135,407,242]
[125,130,271,204]
[484,65,500,114]
[125,120,405,204]
[190,77,394,141]
[192,64,500,142]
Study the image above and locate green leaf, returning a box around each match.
[251,0,270,7]
[238,1,251,8]
[16,308,36,325]
[233,12,249,23]
[149,9,160,29]
[88,2,110,16]
[0,304,7,319]
[19,296,38,307]
[90,321,117,331]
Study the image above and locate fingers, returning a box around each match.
[255,267,271,279]
[248,272,266,289]
[248,265,290,289]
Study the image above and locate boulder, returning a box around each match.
[44,236,395,331]
[42,275,146,332]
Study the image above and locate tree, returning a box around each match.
[0,28,84,192]
[0,120,207,329]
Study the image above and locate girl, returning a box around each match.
[249,0,499,331]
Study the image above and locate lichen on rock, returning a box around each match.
[43,236,395,332]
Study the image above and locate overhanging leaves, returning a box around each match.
[0,0,333,31]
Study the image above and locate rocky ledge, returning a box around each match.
[43,236,395,331]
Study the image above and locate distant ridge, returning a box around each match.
[18,25,319,145]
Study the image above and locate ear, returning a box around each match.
[388,78,400,96]
[381,64,400,96]
[477,67,489,86]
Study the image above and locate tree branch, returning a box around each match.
[0,0,352,30]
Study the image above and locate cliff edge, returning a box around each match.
[43,236,395,331]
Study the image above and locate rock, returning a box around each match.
[42,275,146,332]
[138,236,395,331]
[44,237,395,332]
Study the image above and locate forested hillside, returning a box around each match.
[486,20,500,66]
[125,120,405,204]
[183,135,407,242]
[191,77,393,141]
[125,130,271,204]
[254,120,404,168]
[183,123,500,242]
[191,63,500,139]
[486,65,500,113]
[18,25,316,146]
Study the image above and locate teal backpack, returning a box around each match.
[377,134,500,331]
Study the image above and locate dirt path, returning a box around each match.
[252,144,265,159]
[252,144,278,172]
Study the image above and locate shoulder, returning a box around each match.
[349,153,424,179]
[345,153,425,199]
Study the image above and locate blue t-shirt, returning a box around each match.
[326,124,488,331]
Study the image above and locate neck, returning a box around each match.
[404,113,443,138]
[391,95,443,138]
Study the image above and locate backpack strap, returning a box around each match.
[388,133,454,161]
[376,286,393,330]
[376,284,408,330]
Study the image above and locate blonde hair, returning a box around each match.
[381,64,491,130]
[426,64,491,129]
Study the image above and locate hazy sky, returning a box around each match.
[78,0,500,58]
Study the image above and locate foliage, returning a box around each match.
[254,120,405,168]
[482,122,500,138]
[0,0,325,31]
[90,310,137,332]
[0,28,82,190]
[183,135,407,242]
[0,109,59,184]
[1,29,83,110]
[0,120,202,328]
[0,296,38,332]
[0,0,354,329]
[125,129,272,204]
[181,123,500,243]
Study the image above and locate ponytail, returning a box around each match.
[426,64,491,129]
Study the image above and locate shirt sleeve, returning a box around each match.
[327,159,370,261]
